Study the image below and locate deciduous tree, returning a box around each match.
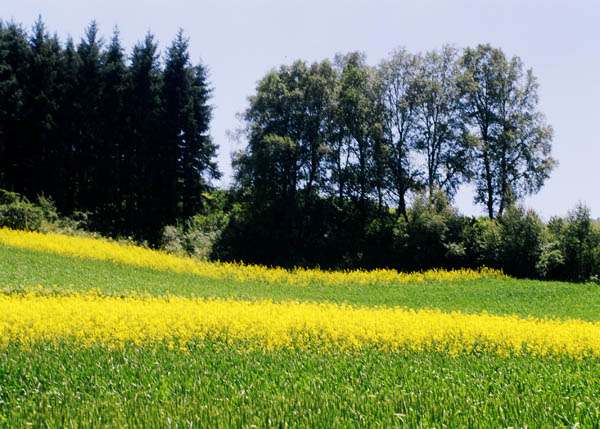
[459,44,555,218]
[413,45,470,201]
[378,48,421,220]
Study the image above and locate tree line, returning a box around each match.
[0,19,219,239]
[235,47,554,221]
[223,45,559,272]
[2,18,598,282]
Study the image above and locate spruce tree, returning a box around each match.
[0,23,30,194]
[161,30,191,223]
[183,62,220,217]
[55,37,81,212]
[24,18,61,199]
[163,30,219,220]
[126,32,163,236]
[76,21,104,212]
[99,28,128,230]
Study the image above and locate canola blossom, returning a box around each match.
[0,228,507,286]
[1,289,599,358]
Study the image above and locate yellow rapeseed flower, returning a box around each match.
[0,290,598,359]
[0,228,508,286]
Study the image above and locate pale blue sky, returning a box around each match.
[3,0,599,218]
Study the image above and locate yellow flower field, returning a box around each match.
[1,289,598,358]
[0,228,507,286]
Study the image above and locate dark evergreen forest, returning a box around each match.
[0,19,219,240]
[1,18,599,282]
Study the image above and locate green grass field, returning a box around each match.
[2,243,600,427]
[3,344,600,428]
[3,244,600,320]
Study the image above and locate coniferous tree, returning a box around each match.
[126,32,163,236]
[0,19,222,241]
[0,25,4,187]
[24,18,61,200]
[99,28,128,229]
[55,37,81,212]
[0,22,17,188]
[183,62,220,217]
[76,21,104,212]
[162,31,220,222]
[0,22,30,194]
[161,30,192,223]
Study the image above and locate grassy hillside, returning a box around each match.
[1,231,600,427]
[2,244,600,321]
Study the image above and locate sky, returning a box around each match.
[3,0,599,219]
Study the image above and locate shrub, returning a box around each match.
[470,217,502,269]
[160,225,185,256]
[0,189,87,235]
[535,239,565,279]
[0,190,45,231]
[554,203,600,282]
[160,192,231,260]
[497,205,546,278]
[404,191,467,269]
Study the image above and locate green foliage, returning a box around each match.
[378,48,420,220]
[412,45,470,199]
[159,225,184,255]
[0,20,584,280]
[549,204,600,282]
[497,205,545,278]
[470,216,502,268]
[464,203,600,282]
[536,239,565,280]
[0,188,92,237]
[403,191,467,269]
[0,189,45,231]
[230,44,560,274]
[36,194,59,224]
[0,19,219,242]
[183,212,229,260]
[161,191,231,260]
[459,44,555,218]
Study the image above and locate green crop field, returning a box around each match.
[3,245,600,321]
[2,241,600,427]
